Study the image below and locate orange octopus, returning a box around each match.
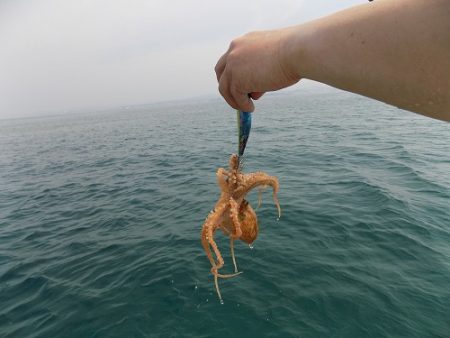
[201,154,281,302]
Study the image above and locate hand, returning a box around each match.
[215,29,301,112]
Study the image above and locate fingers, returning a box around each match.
[216,50,256,112]
[215,40,235,81]
[218,67,255,112]
[230,85,254,112]
[215,53,227,82]
[218,70,239,109]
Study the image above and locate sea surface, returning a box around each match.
[0,87,449,337]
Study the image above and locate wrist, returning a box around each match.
[279,24,317,82]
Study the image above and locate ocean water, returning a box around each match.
[0,87,449,337]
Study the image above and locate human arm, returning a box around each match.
[215,0,450,122]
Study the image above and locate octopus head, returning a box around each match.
[238,200,258,244]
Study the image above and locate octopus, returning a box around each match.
[201,154,281,302]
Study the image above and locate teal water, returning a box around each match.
[1,88,449,337]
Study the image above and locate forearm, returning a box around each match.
[290,0,450,121]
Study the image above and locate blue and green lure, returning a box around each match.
[237,110,252,158]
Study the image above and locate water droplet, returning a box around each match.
[248,243,254,249]
[220,299,224,305]
[170,280,174,284]
[276,217,280,221]
[194,285,198,290]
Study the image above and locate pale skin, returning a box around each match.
[215,0,450,122]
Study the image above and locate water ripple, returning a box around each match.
[1,90,449,337]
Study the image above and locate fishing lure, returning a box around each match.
[237,110,252,157]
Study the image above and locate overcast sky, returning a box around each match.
[0,0,364,119]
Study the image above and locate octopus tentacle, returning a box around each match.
[229,198,242,239]
[207,230,226,301]
[240,173,279,194]
[230,237,238,273]
[228,154,242,189]
[216,168,229,193]
[257,186,266,209]
[200,202,227,269]
[216,270,243,278]
[229,197,243,273]
[274,193,281,219]
[201,201,241,301]
[237,174,281,218]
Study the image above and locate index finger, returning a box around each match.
[214,53,227,82]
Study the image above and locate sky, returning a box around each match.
[0,0,364,119]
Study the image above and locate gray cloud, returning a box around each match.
[0,0,362,119]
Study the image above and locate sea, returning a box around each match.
[0,87,449,337]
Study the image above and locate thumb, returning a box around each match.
[231,87,255,112]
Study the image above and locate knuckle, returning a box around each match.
[244,30,260,39]
[229,83,240,96]
[229,36,244,50]
[218,83,225,96]
[226,51,239,67]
